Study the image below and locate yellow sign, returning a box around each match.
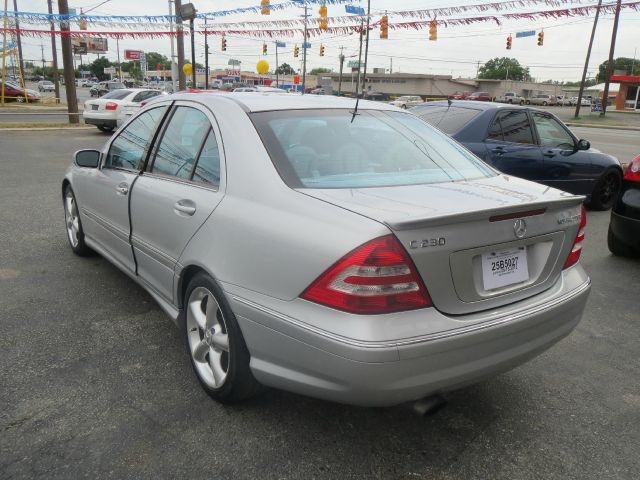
[256,60,269,75]
[182,63,193,76]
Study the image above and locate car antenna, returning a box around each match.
[351,1,371,123]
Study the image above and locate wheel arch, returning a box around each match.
[61,178,71,199]
[176,264,219,310]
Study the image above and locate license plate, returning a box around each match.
[481,246,529,291]
[91,104,98,110]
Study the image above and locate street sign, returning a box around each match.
[276,41,286,48]
[73,44,87,55]
[516,30,536,38]
[345,5,365,15]
[227,59,241,66]
[124,49,143,60]
[103,66,116,75]
[347,60,364,68]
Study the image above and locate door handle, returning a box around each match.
[115,182,129,195]
[174,200,196,216]
[543,150,556,157]
[491,146,506,155]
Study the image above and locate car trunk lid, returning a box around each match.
[300,175,584,315]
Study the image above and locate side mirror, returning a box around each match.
[577,139,590,151]
[75,149,101,168]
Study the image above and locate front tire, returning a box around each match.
[63,185,93,256]
[589,169,622,211]
[182,273,261,403]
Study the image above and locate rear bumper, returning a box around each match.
[609,211,640,251]
[231,267,591,406]
[83,115,117,128]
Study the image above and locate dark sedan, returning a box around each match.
[410,101,623,210]
[608,154,640,256]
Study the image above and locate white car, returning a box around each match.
[389,95,424,109]
[83,88,164,132]
[566,96,591,106]
[37,80,55,92]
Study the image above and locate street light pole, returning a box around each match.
[601,0,622,116]
[174,0,186,90]
[47,0,60,102]
[301,1,308,94]
[204,16,209,90]
[190,18,196,87]
[12,0,25,86]
[575,0,602,118]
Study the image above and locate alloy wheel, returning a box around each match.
[64,191,80,248]
[186,287,230,389]
[597,172,620,207]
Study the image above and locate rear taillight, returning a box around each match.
[563,205,587,269]
[624,155,640,182]
[301,235,432,314]
[105,102,118,110]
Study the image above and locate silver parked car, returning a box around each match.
[62,93,591,406]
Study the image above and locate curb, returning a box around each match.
[0,126,94,131]
[565,122,640,132]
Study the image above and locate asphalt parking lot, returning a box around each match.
[1,129,639,479]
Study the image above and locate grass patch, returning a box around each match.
[0,122,89,129]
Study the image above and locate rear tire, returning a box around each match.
[97,125,114,133]
[608,227,637,257]
[181,272,262,403]
[589,169,622,211]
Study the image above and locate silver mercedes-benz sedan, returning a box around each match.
[62,93,591,407]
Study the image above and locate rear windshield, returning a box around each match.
[411,105,482,134]
[250,109,494,189]
[101,89,132,100]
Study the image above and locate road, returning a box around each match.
[569,126,638,164]
[0,129,639,479]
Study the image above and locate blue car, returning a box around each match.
[411,101,623,210]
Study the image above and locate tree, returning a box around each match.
[310,67,332,75]
[596,57,639,83]
[478,57,530,81]
[564,79,597,88]
[275,62,296,75]
[88,57,113,81]
[144,51,171,71]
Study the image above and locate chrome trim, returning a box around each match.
[81,207,129,243]
[131,235,176,269]
[141,172,219,192]
[232,279,591,349]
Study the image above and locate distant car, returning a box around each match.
[566,96,591,107]
[410,101,623,210]
[528,94,557,106]
[90,81,126,97]
[363,91,390,102]
[448,91,470,100]
[497,92,524,105]
[233,87,257,92]
[608,154,640,256]
[467,91,492,102]
[389,95,423,109]
[83,88,163,132]
[37,80,55,92]
[0,80,40,102]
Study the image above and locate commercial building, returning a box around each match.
[610,75,640,111]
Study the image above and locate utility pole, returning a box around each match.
[47,0,60,102]
[12,0,24,87]
[40,42,46,70]
[576,0,602,118]
[275,40,279,87]
[338,46,344,95]
[58,0,79,123]
[168,0,177,91]
[476,61,481,79]
[301,1,308,94]
[355,18,364,98]
[190,17,196,87]
[116,37,122,79]
[204,17,209,89]
[601,0,622,116]
[389,57,392,74]
[174,0,186,90]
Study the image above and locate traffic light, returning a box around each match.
[261,0,270,15]
[506,35,512,50]
[537,31,544,46]
[429,20,437,41]
[380,15,388,39]
[294,45,299,58]
[319,44,325,56]
[263,43,268,55]
[319,4,328,31]
[221,37,227,51]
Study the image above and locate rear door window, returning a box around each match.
[494,110,534,144]
[132,90,161,103]
[150,106,211,179]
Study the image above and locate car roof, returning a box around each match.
[160,91,399,112]
[415,100,546,113]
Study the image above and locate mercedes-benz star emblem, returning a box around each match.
[513,218,527,239]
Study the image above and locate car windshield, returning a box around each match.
[101,89,132,100]
[411,105,483,135]
[108,82,125,89]
[250,109,494,189]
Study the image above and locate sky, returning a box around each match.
[8,0,640,81]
